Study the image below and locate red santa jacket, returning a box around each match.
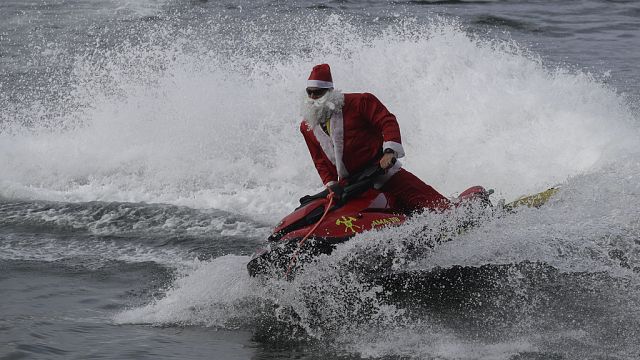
[300,93,405,186]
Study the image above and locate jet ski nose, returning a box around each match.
[247,245,272,277]
[250,244,271,260]
[456,186,494,207]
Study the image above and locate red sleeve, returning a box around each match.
[300,121,338,185]
[360,93,405,157]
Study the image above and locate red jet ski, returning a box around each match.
[247,165,492,278]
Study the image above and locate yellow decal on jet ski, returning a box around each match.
[336,216,361,233]
[371,217,402,227]
[506,187,560,209]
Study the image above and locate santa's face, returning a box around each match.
[300,88,343,128]
[306,87,329,99]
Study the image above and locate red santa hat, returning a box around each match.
[307,64,334,88]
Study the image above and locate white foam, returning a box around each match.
[0,234,197,271]
[1,18,637,224]
[0,201,269,238]
[408,157,640,276]
[113,156,640,353]
[114,255,259,327]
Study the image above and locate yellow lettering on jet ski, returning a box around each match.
[371,217,401,227]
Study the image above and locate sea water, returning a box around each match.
[1,1,640,359]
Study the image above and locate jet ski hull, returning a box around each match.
[247,188,408,277]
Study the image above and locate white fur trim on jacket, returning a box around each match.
[312,125,336,165]
[382,141,405,158]
[311,110,349,181]
[330,110,349,179]
[307,80,334,88]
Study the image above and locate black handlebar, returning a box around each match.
[298,164,387,207]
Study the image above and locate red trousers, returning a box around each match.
[380,168,451,213]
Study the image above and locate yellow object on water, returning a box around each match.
[506,187,560,209]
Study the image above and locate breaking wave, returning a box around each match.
[2,15,637,223]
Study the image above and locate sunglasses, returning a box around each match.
[306,88,329,97]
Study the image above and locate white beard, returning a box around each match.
[300,90,345,129]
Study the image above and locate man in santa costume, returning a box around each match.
[300,63,451,213]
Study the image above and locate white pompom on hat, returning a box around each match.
[307,64,334,88]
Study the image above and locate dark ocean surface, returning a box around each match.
[1,1,640,359]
